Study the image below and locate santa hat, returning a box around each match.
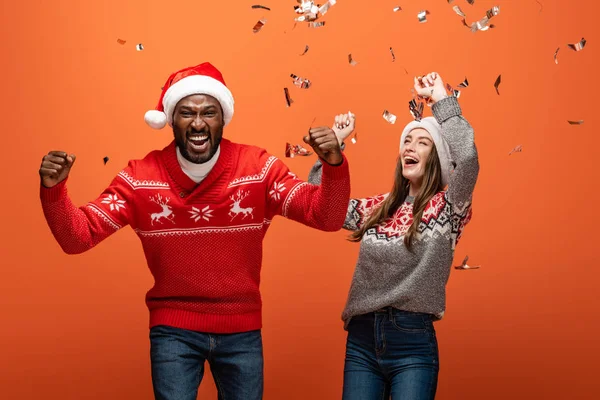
[400,117,454,187]
[144,62,234,129]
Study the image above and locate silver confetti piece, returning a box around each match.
[136,43,144,51]
[390,47,396,62]
[350,132,358,144]
[418,10,430,23]
[508,145,522,155]
[446,83,461,98]
[382,110,397,124]
[290,73,311,89]
[457,77,469,88]
[454,255,480,270]
[486,6,500,19]
[567,38,586,51]
[308,21,326,28]
[453,5,466,18]
[319,0,336,16]
[393,6,402,12]
[408,99,424,121]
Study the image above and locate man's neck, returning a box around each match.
[176,146,221,184]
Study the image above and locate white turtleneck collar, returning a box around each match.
[176,145,221,184]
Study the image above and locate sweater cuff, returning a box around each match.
[40,179,68,203]
[321,153,349,180]
[432,96,462,124]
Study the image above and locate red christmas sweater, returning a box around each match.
[40,139,350,333]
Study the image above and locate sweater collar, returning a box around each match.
[176,145,221,183]
[161,139,234,196]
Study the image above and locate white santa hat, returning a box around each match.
[400,117,454,187]
[144,62,234,129]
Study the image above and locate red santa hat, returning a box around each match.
[144,62,234,129]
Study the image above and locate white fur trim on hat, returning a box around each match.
[400,117,453,187]
[144,110,167,129]
[162,75,234,127]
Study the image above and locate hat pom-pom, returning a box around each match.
[144,110,167,129]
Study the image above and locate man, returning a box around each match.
[38,62,351,400]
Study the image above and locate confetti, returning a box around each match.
[466,0,475,5]
[494,74,501,95]
[284,88,293,107]
[536,0,543,13]
[486,6,500,19]
[286,143,313,158]
[469,5,499,32]
[390,47,396,62]
[309,21,326,28]
[554,47,560,64]
[508,145,522,156]
[393,6,402,12]
[290,73,311,89]
[382,110,397,124]
[453,5,466,18]
[294,0,336,25]
[348,54,358,66]
[567,120,584,125]
[567,37,586,51]
[300,45,309,56]
[116,39,126,45]
[409,99,424,121]
[103,156,109,165]
[251,5,271,10]
[350,132,358,144]
[461,18,469,28]
[454,256,480,270]
[446,83,461,98]
[253,19,267,33]
[136,43,144,51]
[319,0,336,16]
[457,77,469,88]
[418,10,430,23]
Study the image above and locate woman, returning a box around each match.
[309,72,479,399]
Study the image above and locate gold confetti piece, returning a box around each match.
[382,110,397,124]
[554,47,560,64]
[567,37,586,51]
[418,10,430,23]
[390,47,396,62]
[309,21,325,28]
[348,53,358,66]
[253,19,267,33]
[103,156,109,165]
[567,120,584,125]
[393,6,402,12]
[494,74,501,95]
[284,88,293,107]
[453,5,466,18]
[136,43,144,51]
[290,73,311,89]
[116,39,126,45]
[286,143,313,158]
[251,5,271,10]
[300,45,309,55]
[508,145,522,155]
[454,256,480,270]
[457,77,469,88]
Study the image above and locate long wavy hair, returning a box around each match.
[349,142,445,250]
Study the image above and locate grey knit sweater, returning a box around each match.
[308,96,479,328]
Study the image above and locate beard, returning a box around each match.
[174,125,223,164]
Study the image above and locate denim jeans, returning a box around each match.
[342,308,439,400]
[149,325,263,400]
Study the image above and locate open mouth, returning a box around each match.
[404,156,419,167]
[188,134,210,152]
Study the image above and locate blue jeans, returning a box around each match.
[149,325,263,400]
[342,308,439,400]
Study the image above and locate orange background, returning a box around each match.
[1,0,599,399]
